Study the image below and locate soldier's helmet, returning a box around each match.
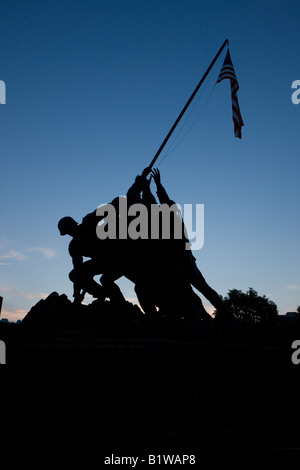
[58,216,78,236]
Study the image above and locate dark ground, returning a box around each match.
[1,292,300,451]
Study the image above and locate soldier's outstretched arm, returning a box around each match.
[142,175,157,206]
[151,168,161,185]
[151,168,171,205]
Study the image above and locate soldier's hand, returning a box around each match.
[151,168,161,185]
[141,167,152,179]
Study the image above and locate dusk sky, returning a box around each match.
[1,0,299,320]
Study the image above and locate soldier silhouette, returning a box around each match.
[58,167,157,312]
[119,167,207,319]
[58,215,124,305]
[151,168,233,322]
[106,167,159,316]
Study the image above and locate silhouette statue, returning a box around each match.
[58,166,233,325]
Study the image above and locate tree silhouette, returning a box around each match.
[215,287,278,326]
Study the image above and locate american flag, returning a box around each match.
[217,49,244,139]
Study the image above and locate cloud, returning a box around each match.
[0,240,57,264]
[0,287,12,295]
[27,247,57,259]
[285,284,300,291]
[39,293,49,299]
[1,309,28,322]
[0,286,49,301]
[0,249,26,261]
[18,291,38,300]
[0,289,50,321]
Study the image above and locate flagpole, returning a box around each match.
[148,38,229,169]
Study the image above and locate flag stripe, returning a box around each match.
[217,49,244,139]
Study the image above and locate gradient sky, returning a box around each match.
[1,0,299,320]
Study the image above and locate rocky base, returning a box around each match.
[20,291,145,331]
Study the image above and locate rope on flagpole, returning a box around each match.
[157,84,217,169]
[148,39,229,169]
[156,50,226,168]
